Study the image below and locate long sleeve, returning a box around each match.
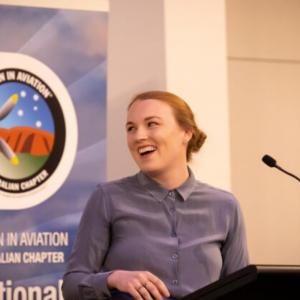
[220,197,249,277]
[62,186,112,300]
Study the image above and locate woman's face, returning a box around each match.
[126,99,191,177]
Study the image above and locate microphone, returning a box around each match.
[262,154,300,183]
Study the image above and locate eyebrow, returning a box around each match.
[126,116,161,127]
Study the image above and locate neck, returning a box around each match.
[146,166,190,190]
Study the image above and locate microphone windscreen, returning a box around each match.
[262,154,277,167]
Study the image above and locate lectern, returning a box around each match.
[182,265,300,299]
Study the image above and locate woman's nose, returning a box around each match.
[134,126,148,141]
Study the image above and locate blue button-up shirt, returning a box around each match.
[63,170,248,299]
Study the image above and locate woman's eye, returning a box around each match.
[126,126,134,132]
[148,121,158,127]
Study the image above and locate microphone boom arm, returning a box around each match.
[275,165,300,183]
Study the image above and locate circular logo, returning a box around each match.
[0,54,77,209]
[0,68,64,193]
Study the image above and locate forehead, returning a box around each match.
[127,99,175,121]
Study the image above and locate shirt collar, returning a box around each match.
[136,167,196,202]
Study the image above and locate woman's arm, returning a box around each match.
[62,186,112,300]
[220,196,249,277]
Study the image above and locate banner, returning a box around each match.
[0,5,107,299]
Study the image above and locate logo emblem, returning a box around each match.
[0,53,77,209]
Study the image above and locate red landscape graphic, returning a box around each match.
[0,127,54,156]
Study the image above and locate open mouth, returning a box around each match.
[138,145,157,156]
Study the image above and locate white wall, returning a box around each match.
[227,0,300,264]
[108,0,230,191]
[164,0,230,189]
[107,0,167,180]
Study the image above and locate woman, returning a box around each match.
[62,91,249,300]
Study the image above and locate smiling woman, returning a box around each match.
[62,91,249,300]
[128,91,206,162]
[126,91,206,189]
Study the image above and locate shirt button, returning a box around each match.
[168,191,174,197]
[171,254,178,260]
[172,279,178,285]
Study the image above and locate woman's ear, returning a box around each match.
[183,128,193,145]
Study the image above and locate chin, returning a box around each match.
[139,165,163,177]
[134,157,165,175]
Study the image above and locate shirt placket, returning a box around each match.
[166,190,179,287]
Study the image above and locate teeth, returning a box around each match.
[138,145,156,154]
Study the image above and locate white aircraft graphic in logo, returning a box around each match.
[0,94,19,165]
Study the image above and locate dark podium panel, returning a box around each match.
[182,265,300,299]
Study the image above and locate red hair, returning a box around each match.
[128,91,207,162]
